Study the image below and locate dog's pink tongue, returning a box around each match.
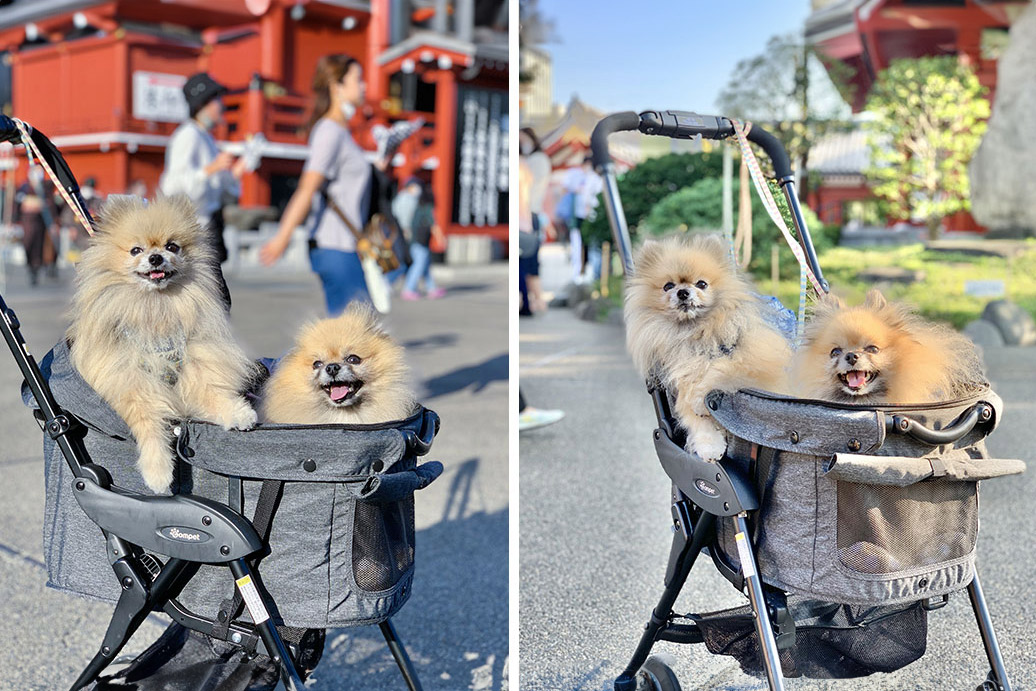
[330,384,351,402]
[846,371,867,389]
[149,271,165,280]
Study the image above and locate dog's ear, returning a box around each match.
[863,289,888,310]
[344,301,389,338]
[96,194,144,233]
[694,232,734,267]
[634,239,664,270]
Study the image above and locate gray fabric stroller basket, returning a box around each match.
[704,387,1025,606]
[23,340,443,630]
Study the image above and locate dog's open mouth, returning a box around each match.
[839,369,877,392]
[137,269,176,284]
[323,380,363,404]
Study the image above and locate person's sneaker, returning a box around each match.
[518,407,565,432]
[401,290,421,301]
[427,288,446,299]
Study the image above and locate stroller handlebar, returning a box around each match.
[0,114,22,143]
[592,110,794,181]
[591,109,828,291]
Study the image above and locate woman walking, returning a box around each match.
[260,54,372,315]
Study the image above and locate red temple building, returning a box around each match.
[805,0,1029,232]
[0,0,508,240]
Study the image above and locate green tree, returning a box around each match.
[716,34,853,197]
[641,177,835,280]
[581,151,724,246]
[864,56,990,240]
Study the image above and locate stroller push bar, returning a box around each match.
[590,110,829,293]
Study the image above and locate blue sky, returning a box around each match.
[536,0,814,114]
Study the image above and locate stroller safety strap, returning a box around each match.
[824,452,1025,486]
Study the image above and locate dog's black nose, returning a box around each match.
[325,363,340,377]
[148,254,164,267]
[846,352,859,366]
[676,288,690,301]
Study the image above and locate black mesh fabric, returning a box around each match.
[352,498,415,591]
[689,599,927,679]
[836,481,978,575]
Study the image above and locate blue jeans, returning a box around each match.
[308,247,370,316]
[404,243,436,293]
[383,263,408,287]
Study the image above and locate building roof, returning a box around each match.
[524,96,643,168]
[809,127,870,175]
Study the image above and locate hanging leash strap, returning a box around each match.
[731,119,821,292]
[730,119,821,338]
[12,118,95,236]
[733,123,753,270]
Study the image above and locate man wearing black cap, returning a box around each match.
[159,72,246,306]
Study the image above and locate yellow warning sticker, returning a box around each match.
[235,574,270,624]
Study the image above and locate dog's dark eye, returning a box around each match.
[165,242,180,254]
[695,280,709,290]
[663,282,675,292]
[129,247,143,256]
[312,360,324,370]
[345,354,362,365]
[864,345,880,354]
[830,348,842,358]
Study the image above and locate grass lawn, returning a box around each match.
[598,241,1036,330]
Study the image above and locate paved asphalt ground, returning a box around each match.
[0,261,508,690]
[519,305,1036,691]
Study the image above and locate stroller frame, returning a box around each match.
[589,111,1013,691]
[0,116,426,691]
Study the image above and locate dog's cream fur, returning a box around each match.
[625,233,791,460]
[260,303,415,425]
[68,195,256,493]
[794,289,986,404]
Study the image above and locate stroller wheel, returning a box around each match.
[637,654,682,691]
[976,670,1003,691]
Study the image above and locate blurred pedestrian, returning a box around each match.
[519,127,554,315]
[60,175,101,263]
[159,72,245,308]
[518,388,564,432]
[401,182,446,300]
[259,53,372,315]
[561,155,603,284]
[389,176,424,286]
[15,167,59,285]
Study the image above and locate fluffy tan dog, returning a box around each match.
[260,303,416,424]
[793,289,985,405]
[67,195,257,493]
[625,233,792,460]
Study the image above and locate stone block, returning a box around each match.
[981,299,1036,346]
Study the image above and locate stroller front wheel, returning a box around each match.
[637,654,682,691]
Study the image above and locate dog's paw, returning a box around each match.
[688,427,727,462]
[219,399,258,431]
[138,446,174,494]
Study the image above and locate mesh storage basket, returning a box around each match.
[689,597,928,679]
[23,341,442,629]
[705,388,1024,606]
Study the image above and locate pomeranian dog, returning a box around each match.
[259,303,415,425]
[67,195,257,493]
[625,233,792,461]
[793,289,985,405]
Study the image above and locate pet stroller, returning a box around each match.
[0,115,442,691]
[590,110,1026,691]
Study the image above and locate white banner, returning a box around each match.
[132,71,188,123]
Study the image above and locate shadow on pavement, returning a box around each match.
[311,508,508,690]
[402,333,460,350]
[421,353,508,399]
